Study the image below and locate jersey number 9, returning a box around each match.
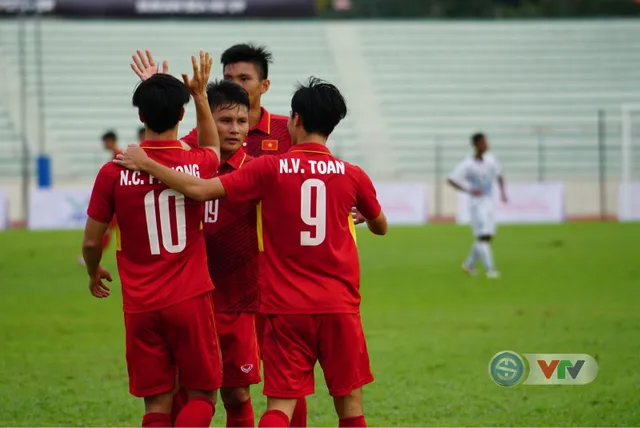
[300,179,326,246]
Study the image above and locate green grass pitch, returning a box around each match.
[0,223,639,426]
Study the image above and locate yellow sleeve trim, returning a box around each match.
[348,214,357,246]
[115,221,122,251]
[256,201,264,252]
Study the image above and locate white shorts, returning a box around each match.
[470,199,496,237]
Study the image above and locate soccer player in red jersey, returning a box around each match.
[220,44,291,156]
[116,77,388,428]
[133,46,308,426]
[216,44,309,427]
[83,52,224,428]
[181,44,292,156]
[203,80,261,427]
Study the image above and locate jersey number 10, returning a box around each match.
[144,189,187,255]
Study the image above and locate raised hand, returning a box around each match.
[182,50,212,99]
[131,49,169,81]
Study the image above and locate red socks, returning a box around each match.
[290,397,307,427]
[174,396,215,428]
[339,415,367,427]
[142,412,172,427]
[258,409,290,427]
[224,398,255,427]
[171,388,189,424]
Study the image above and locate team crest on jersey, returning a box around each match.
[261,140,278,151]
[241,364,254,373]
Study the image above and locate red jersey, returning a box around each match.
[204,149,259,313]
[218,142,382,315]
[181,107,291,157]
[87,140,219,314]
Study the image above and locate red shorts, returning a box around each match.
[216,312,261,388]
[262,313,373,398]
[124,292,222,397]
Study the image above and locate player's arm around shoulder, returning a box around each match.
[116,146,225,202]
[182,147,229,200]
[217,155,273,203]
[354,165,388,236]
[185,147,220,180]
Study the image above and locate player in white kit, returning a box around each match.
[448,133,507,278]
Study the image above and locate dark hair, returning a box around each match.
[137,127,145,136]
[132,74,190,133]
[102,131,117,141]
[471,133,486,145]
[221,43,272,80]
[290,77,347,137]
[206,80,250,112]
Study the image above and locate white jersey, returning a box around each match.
[449,153,502,200]
[449,153,502,236]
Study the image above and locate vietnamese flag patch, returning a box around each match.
[262,140,278,151]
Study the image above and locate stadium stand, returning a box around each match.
[0,20,360,179]
[0,104,20,179]
[356,21,640,179]
[0,19,639,219]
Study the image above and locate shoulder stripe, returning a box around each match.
[142,146,185,150]
[290,149,331,155]
[238,153,248,169]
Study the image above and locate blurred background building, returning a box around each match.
[0,0,639,227]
